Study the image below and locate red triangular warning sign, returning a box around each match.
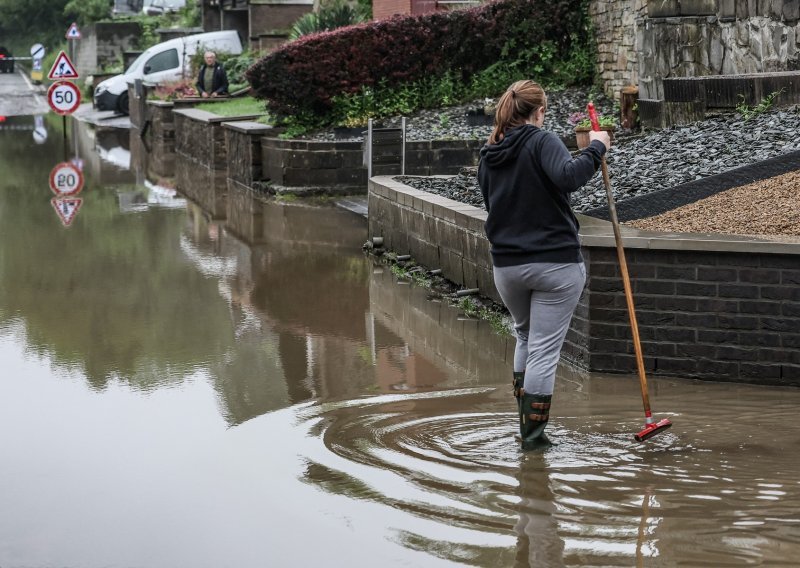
[51,197,82,227]
[66,23,81,39]
[48,51,79,80]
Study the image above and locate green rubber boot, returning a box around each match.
[512,372,524,410]
[519,392,554,450]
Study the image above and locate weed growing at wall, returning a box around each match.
[736,89,785,121]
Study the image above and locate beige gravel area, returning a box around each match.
[627,170,800,237]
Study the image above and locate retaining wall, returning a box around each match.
[144,101,177,178]
[368,176,800,385]
[224,121,276,194]
[261,137,481,194]
[173,108,262,217]
[261,137,366,193]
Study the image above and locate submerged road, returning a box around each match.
[0,69,50,116]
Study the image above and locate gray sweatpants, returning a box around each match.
[493,262,586,395]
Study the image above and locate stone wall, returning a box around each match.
[639,16,800,99]
[174,108,263,217]
[145,101,177,179]
[368,176,800,385]
[74,22,143,76]
[589,0,800,101]
[589,0,647,99]
[128,83,143,129]
[224,122,276,193]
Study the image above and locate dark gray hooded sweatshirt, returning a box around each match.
[478,125,606,266]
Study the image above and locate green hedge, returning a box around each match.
[247,0,592,123]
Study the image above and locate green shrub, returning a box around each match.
[223,51,257,86]
[250,0,595,135]
[289,0,370,40]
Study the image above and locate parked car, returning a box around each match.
[0,47,14,73]
[143,0,186,16]
[93,30,242,114]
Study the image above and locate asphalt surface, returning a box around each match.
[0,70,51,116]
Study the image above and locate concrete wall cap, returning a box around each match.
[222,121,274,133]
[578,214,800,255]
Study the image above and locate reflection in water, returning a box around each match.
[3,116,800,567]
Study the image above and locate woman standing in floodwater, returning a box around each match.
[477,80,611,449]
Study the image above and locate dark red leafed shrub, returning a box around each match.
[246,0,584,117]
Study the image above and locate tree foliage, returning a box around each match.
[64,0,111,26]
[0,0,71,50]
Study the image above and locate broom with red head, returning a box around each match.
[587,102,672,442]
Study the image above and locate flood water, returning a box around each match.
[1,115,800,567]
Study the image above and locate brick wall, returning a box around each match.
[579,247,800,384]
[261,136,481,193]
[369,176,800,386]
[203,5,223,31]
[261,137,367,192]
[373,0,411,20]
[369,176,499,300]
[249,2,313,36]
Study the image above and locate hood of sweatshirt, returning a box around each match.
[479,124,541,168]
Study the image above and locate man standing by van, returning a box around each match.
[196,51,229,98]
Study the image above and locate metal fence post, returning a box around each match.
[367,118,373,180]
[401,117,406,175]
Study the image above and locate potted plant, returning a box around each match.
[569,111,616,149]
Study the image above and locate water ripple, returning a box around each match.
[293,387,800,566]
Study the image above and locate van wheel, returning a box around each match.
[117,92,129,115]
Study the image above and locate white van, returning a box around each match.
[94,30,243,114]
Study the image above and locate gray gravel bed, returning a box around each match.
[398,106,800,214]
[300,87,616,142]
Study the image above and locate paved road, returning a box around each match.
[0,70,50,116]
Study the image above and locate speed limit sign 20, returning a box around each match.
[47,81,82,115]
[49,162,84,196]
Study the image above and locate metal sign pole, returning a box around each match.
[62,115,68,162]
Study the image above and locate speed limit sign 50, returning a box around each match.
[47,81,82,115]
[49,162,84,196]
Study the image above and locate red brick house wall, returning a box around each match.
[373,0,442,19]
[373,0,412,19]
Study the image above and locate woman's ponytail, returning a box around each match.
[488,80,546,145]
